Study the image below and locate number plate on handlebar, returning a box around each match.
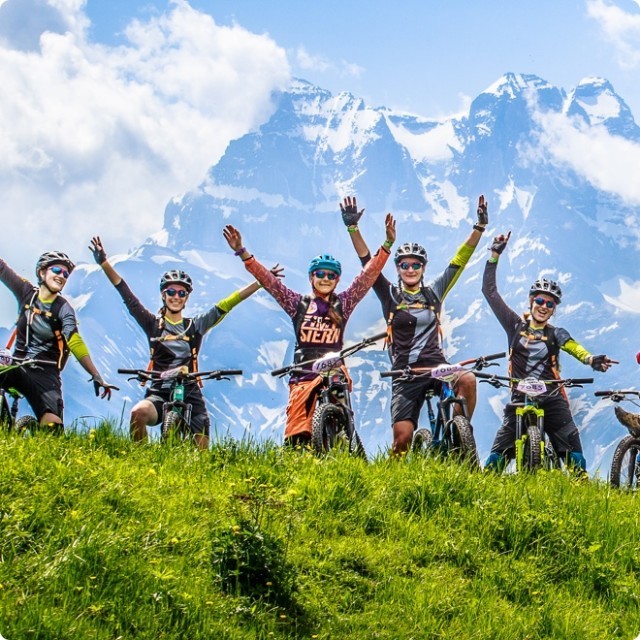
[431,363,464,382]
[516,378,547,397]
[160,365,189,379]
[312,354,342,373]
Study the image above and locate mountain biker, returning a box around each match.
[223,213,396,446]
[89,236,278,450]
[342,195,488,455]
[482,231,616,473]
[0,251,117,432]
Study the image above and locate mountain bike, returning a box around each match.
[118,366,242,441]
[594,389,640,489]
[0,352,53,434]
[477,372,594,472]
[381,352,505,466]
[271,331,387,457]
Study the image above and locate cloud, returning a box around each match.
[0,0,290,316]
[587,0,640,67]
[527,107,640,205]
[294,46,363,78]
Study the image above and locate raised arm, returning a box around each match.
[340,196,370,259]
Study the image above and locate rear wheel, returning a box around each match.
[610,435,640,489]
[349,426,367,460]
[0,396,11,430]
[161,410,185,443]
[412,428,433,455]
[447,416,480,468]
[311,404,348,455]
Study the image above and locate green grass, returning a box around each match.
[1,424,639,639]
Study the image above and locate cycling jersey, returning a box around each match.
[360,242,475,369]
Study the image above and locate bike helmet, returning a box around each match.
[35,251,75,280]
[308,254,342,276]
[529,277,562,303]
[160,269,193,293]
[394,242,428,265]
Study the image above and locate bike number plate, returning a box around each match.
[312,354,342,373]
[431,363,464,382]
[516,378,547,397]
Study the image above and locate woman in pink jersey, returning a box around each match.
[223,213,395,445]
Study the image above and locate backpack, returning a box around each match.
[292,294,344,362]
[509,317,560,375]
[386,285,442,347]
[7,289,69,369]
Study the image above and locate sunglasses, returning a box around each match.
[313,270,338,281]
[398,262,424,271]
[533,297,556,309]
[164,288,188,298]
[49,265,70,279]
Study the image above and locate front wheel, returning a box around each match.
[522,424,542,471]
[412,428,433,455]
[0,396,11,430]
[161,410,185,443]
[447,416,480,468]
[14,415,41,436]
[610,435,640,489]
[311,403,348,455]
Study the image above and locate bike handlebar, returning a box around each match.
[271,331,387,377]
[594,389,640,398]
[117,368,242,381]
[381,352,506,379]
[475,372,594,386]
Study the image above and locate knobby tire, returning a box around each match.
[14,415,41,435]
[412,427,433,455]
[610,435,640,489]
[161,410,185,443]
[311,403,348,455]
[523,423,542,471]
[448,416,480,468]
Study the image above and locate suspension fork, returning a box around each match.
[514,402,545,471]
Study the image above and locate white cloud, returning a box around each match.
[294,45,363,78]
[587,0,640,68]
[528,107,640,205]
[0,0,290,318]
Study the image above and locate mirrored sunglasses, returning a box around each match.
[313,270,338,281]
[533,296,556,309]
[399,261,423,271]
[49,265,70,279]
[164,288,188,298]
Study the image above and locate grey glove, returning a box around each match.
[89,236,107,265]
[490,231,511,255]
[340,196,364,227]
[590,355,608,372]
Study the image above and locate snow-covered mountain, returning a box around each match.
[7,72,639,474]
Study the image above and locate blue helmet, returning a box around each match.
[308,254,342,276]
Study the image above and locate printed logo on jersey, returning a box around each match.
[306,300,318,315]
[299,314,340,345]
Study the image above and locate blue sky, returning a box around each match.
[0,0,639,325]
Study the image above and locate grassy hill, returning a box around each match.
[1,425,639,639]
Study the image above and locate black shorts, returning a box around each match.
[391,376,443,428]
[0,365,63,421]
[145,385,210,437]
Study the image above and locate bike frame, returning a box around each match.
[422,378,469,449]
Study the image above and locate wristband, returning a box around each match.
[383,239,393,250]
[473,224,485,233]
[234,247,247,256]
[347,225,359,234]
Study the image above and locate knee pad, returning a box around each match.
[568,451,587,471]
[485,452,506,472]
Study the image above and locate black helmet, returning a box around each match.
[36,251,75,280]
[160,269,193,293]
[394,242,428,265]
[529,278,562,303]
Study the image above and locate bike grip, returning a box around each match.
[368,331,388,343]
[220,369,243,376]
[570,378,595,385]
[380,370,403,378]
[117,368,141,375]
[484,352,506,361]
[594,390,612,397]
[271,366,290,377]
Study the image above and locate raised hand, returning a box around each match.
[477,195,489,226]
[340,196,364,227]
[223,225,244,253]
[385,213,396,245]
[269,263,285,279]
[89,236,107,265]
[589,355,617,372]
[490,231,511,255]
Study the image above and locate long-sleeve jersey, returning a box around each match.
[243,246,390,379]
[361,242,476,369]
[482,259,592,392]
[0,258,81,367]
[115,280,243,391]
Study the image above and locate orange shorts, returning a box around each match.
[284,367,352,439]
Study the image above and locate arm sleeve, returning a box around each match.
[243,256,301,319]
[560,338,592,364]
[0,259,34,303]
[359,251,392,305]
[339,246,391,322]
[68,332,90,360]
[481,260,521,335]
[431,242,475,302]
[216,290,243,314]
[114,279,157,334]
